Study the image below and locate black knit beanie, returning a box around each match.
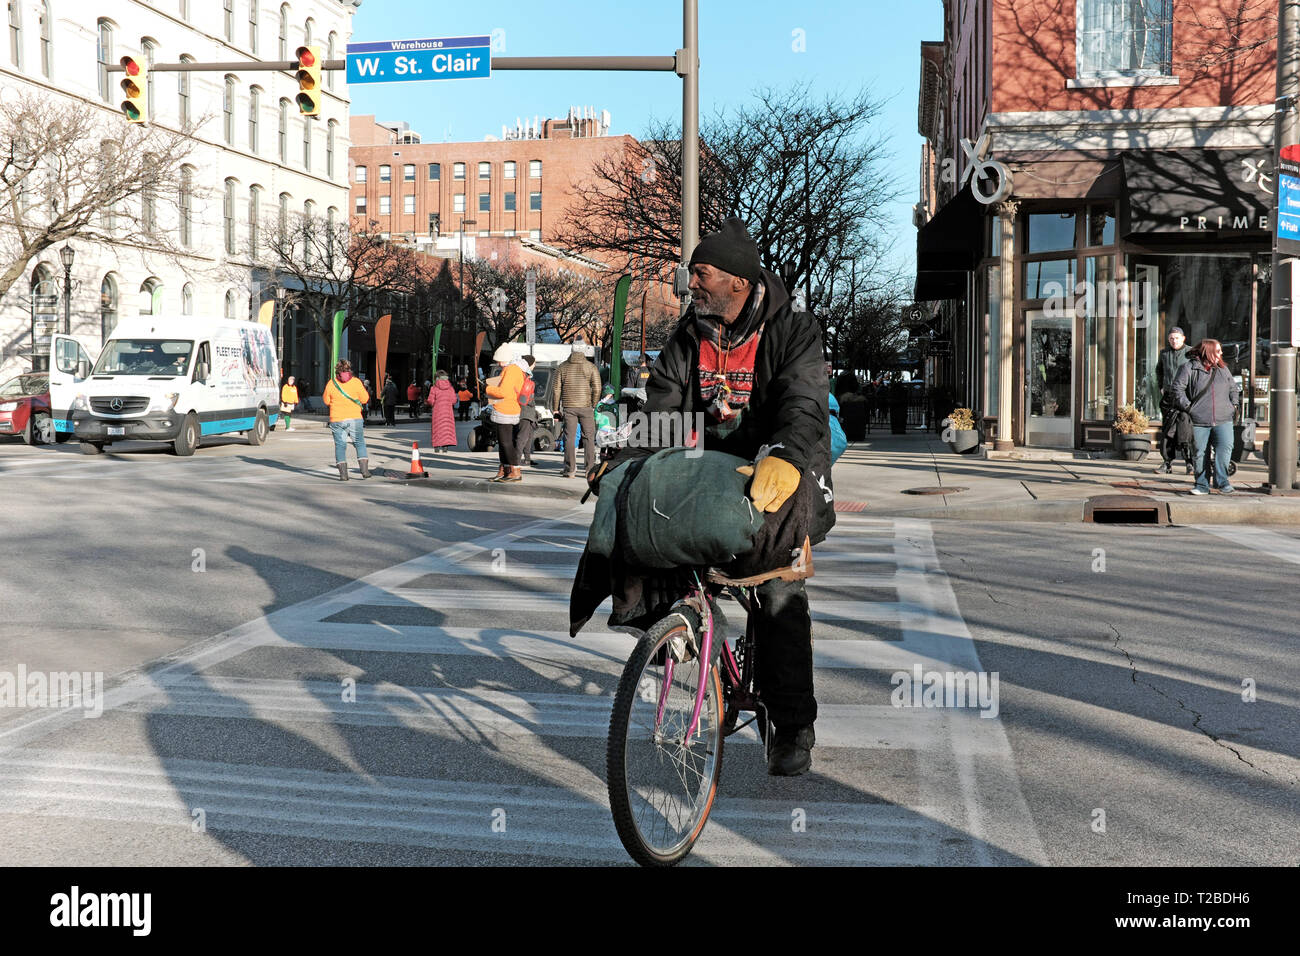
[689,217,762,285]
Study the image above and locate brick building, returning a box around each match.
[914,1,1279,449]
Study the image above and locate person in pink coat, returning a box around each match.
[427,371,459,452]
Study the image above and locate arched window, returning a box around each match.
[327,32,337,90]
[38,1,51,78]
[224,290,237,320]
[248,86,261,152]
[182,282,194,316]
[8,0,22,70]
[139,278,161,316]
[248,184,262,254]
[278,192,291,242]
[223,75,237,145]
[278,98,289,163]
[223,178,237,254]
[179,165,194,247]
[142,153,158,234]
[326,206,337,268]
[248,0,259,54]
[302,116,311,170]
[142,39,157,122]
[100,274,119,342]
[96,20,113,102]
[178,55,194,126]
[303,17,313,48]
[326,119,336,178]
[304,198,315,220]
[222,0,233,43]
[278,4,289,59]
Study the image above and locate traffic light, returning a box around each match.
[294,46,322,117]
[119,55,147,123]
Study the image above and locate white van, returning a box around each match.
[49,318,281,456]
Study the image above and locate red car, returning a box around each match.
[0,372,63,445]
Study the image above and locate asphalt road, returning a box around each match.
[0,424,1295,865]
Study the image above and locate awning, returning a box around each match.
[914,185,982,301]
[1122,148,1272,237]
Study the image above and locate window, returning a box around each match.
[99,141,118,232]
[97,20,112,102]
[379,164,391,182]
[225,290,237,320]
[529,160,542,178]
[303,17,312,47]
[529,229,541,240]
[478,162,491,179]
[178,56,193,126]
[224,179,237,254]
[504,192,516,212]
[356,194,366,214]
[326,207,336,267]
[529,191,542,212]
[453,194,465,213]
[142,40,156,121]
[404,195,415,214]
[1026,213,1076,254]
[453,162,465,180]
[428,163,440,181]
[379,195,391,215]
[428,212,440,235]
[180,1,189,20]
[278,192,290,238]
[1076,0,1173,77]
[8,0,23,69]
[142,154,158,234]
[403,163,415,182]
[278,4,289,59]
[302,118,311,169]
[248,86,261,151]
[38,1,50,78]
[356,165,367,183]
[327,120,337,177]
[179,166,194,247]
[139,278,160,316]
[100,274,118,342]
[248,185,261,254]
[224,76,236,145]
[304,199,314,222]
[182,283,194,316]
[503,229,515,237]
[478,192,490,213]
[504,161,516,180]
[248,0,258,53]
[223,0,233,42]
[278,98,289,162]
[327,32,337,89]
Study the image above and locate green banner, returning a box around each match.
[330,310,346,371]
[431,322,443,376]
[610,274,631,403]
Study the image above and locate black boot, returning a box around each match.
[767,724,815,777]
[358,457,371,479]
[336,462,349,481]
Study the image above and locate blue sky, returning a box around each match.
[348,1,942,279]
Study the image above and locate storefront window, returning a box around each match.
[986,264,1000,417]
[1025,258,1075,299]
[1131,262,1161,418]
[1082,255,1115,420]
[1026,213,1076,253]
[1086,206,1115,246]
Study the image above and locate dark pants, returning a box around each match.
[562,407,596,475]
[752,578,817,730]
[515,418,536,464]
[408,399,419,418]
[383,402,396,426]
[495,422,519,468]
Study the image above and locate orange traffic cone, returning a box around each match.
[405,441,429,479]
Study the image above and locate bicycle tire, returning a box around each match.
[607,611,724,867]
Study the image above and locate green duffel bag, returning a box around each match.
[618,448,764,569]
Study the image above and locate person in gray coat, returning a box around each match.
[1172,338,1241,495]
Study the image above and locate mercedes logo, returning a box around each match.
[110,398,123,411]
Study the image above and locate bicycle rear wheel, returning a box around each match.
[607,611,724,866]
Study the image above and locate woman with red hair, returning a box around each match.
[1171,339,1241,495]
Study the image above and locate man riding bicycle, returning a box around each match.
[591,218,835,776]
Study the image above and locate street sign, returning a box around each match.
[525,269,537,345]
[32,294,58,312]
[346,36,491,84]
[927,340,952,356]
[1278,144,1300,255]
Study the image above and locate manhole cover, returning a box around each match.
[901,486,968,496]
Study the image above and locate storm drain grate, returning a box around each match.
[1084,495,1168,525]
[901,486,969,496]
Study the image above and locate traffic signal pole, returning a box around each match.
[1270,0,1300,492]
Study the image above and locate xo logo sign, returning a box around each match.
[959,133,1013,205]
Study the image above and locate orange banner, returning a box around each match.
[375,313,391,394]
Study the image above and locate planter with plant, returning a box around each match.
[1113,404,1151,460]
[943,407,980,453]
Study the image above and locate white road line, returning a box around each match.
[1197,525,1300,564]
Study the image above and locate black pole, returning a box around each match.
[62,265,72,335]
[1270,0,1300,492]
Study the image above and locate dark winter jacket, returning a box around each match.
[1172,362,1240,426]
[1157,345,1190,400]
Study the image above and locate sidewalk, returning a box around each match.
[830,432,1300,525]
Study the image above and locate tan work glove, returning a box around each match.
[736,456,800,513]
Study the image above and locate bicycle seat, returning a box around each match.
[705,535,814,587]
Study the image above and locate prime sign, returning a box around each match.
[346,36,491,84]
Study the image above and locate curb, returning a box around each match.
[851,494,1300,525]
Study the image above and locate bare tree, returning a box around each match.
[458,255,611,350]
[553,82,899,315]
[0,92,202,300]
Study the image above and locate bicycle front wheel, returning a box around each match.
[607,612,724,867]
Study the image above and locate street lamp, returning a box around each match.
[780,148,811,312]
[275,286,287,369]
[59,243,75,335]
